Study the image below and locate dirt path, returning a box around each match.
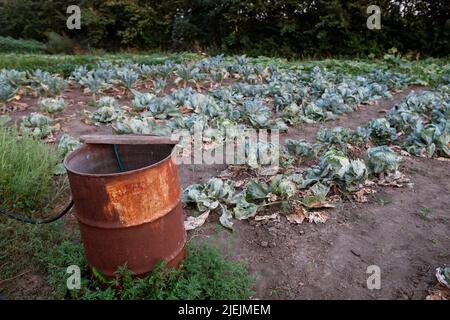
[217,156,449,299]
[283,86,427,144]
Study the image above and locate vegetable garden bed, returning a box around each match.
[0,53,449,299]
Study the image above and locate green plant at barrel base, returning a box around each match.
[45,242,255,300]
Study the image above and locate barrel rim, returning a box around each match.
[64,143,177,178]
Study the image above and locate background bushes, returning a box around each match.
[0,0,448,57]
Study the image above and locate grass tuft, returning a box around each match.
[0,127,61,213]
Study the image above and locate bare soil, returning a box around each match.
[1,85,449,300]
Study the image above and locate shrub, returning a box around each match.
[45,32,75,54]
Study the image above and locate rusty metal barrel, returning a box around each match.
[64,135,186,277]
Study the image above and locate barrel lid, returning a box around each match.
[80,134,178,145]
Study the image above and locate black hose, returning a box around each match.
[0,200,74,225]
[0,144,124,225]
[113,144,126,172]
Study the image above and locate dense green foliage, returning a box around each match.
[0,0,448,56]
[0,52,200,76]
[45,242,255,300]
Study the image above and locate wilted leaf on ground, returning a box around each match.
[302,195,335,209]
[286,213,305,224]
[233,198,258,220]
[436,267,450,288]
[426,267,450,300]
[254,213,280,222]
[377,170,413,188]
[309,182,330,198]
[246,179,270,200]
[352,187,375,203]
[219,206,234,230]
[184,211,210,231]
[426,284,450,300]
[286,202,308,224]
[308,210,329,224]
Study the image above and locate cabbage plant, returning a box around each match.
[39,98,65,113]
[20,113,54,139]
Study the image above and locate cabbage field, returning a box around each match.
[0,53,449,299]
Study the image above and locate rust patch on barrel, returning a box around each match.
[105,161,179,226]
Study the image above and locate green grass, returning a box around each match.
[44,241,255,300]
[0,127,61,213]
[0,218,72,283]
[0,52,202,77]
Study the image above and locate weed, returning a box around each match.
[44,241,255,300]
[0,127,62,214]
[417,207,433,220]
[269,288,280,297]
[215,223,224,233]
[376,197,392,206]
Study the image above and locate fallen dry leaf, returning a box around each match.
[254,213,279,222]
[353,187,375,203]
[308,210,329,224]
[234,180,246,188]
[121,106,133,112]
[328,195,342,203]
[179,106,192,114]
[45,133,56,143]
[426,284,450,300]
[389,145,410,157]
[11,102,29,111]
[304,199,336,209]
[286,213,305,224]
[259,166,279,176]
[377,171,413,188]
[52,123,61,131]
[184,211,210,231]
[286,203,308,224]
[267,193,278,202]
